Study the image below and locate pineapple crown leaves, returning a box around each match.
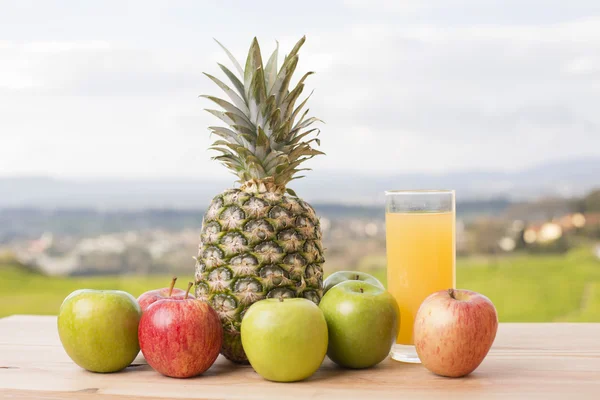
[202,36,324,190]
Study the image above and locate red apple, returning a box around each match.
[138,282,222,378]
[137,276,194,312]
[414,288,498,378]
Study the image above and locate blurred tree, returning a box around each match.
[527,234,570,254]
[77,252,122,276]
[466,218,507,255]
[514,227,528,251]
[582,223,600,239]
[504,198,574,221]
[582,189,600,212]
[122,246,153,275]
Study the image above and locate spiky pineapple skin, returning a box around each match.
[194,187,324,363]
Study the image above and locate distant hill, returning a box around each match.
[1,156,598,209]
[0,198,511,241]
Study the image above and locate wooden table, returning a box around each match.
[1,316,599,399]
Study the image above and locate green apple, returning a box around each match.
[57,289,142,373]
[323,271,385,294]
[241,298,328,382]
[319,280,399,369]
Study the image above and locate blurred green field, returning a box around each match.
[0,264,174,317]
[1,247,599,321]
[367,246,600,322]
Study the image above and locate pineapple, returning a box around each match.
[195,36,325,363]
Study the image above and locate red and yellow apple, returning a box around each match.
[137,276,194,312]
[138,282,222,378]
[414,288,498,378]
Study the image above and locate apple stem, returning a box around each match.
[168,276,177,297]
[355,274,360,280]
[360,287,364,293]
[185,282,193,299]
[448,288,456,299]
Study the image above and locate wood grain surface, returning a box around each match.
[1,315,599,399]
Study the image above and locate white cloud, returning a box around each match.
[23,41,112,53]
[565,56,600,75]
[343,0,430,13]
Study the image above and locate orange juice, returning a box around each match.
[385,211,455,345]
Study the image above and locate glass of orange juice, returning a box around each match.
[385,190,456,363]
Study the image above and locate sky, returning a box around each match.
[1,0,600,181]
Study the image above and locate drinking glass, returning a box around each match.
[385,190,456,363]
